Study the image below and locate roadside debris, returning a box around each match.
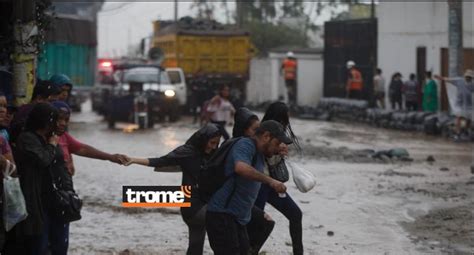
[426,155,436,163]
[250,98,473,140]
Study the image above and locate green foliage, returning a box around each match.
[244,20,308,56]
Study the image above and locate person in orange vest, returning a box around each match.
[281,52,298,105]
[346,60,364,99]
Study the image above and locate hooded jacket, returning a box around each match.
[147,123,220,218]
[232,107,258,138]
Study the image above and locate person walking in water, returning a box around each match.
[125,124,222,255]
[207,85,235,141]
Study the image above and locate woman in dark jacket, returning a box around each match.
[255,101,304,255]
[232,107,276,255]
[5,103,59,255]
[389,72,404,110]
[126,124,221,255]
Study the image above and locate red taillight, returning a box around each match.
[100,61,112,67]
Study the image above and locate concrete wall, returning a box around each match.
[377,1,474,86]
[246,58,273,104]
[246,52,324,107]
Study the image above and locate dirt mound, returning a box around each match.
[402,206,474,254]
[293,143,413,164]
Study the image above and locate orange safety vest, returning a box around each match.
[348,68,363,90]
[282,59,297,80]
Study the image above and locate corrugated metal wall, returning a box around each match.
[36,16,97,87]
[37,43,96,86]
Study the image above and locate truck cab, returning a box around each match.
[94,63,186,128]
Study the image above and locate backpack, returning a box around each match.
[198,137,257,203]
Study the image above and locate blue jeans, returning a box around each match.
[39,212,70,255]
[255,184,303,255]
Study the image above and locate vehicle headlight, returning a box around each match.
[164,89,176,98]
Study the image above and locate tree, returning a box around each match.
[192,0,214,20]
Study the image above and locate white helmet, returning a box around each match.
[287,51,295,58]
[346,60,356,69]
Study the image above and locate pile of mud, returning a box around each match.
[402,205,474,254]
[292,143,413,164]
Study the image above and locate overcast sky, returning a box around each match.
[98,2,234,57]
[97,1,342,58]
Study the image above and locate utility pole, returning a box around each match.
[370,0,375,19]
[236,1,243,28]
[174,0,178,22]
[443,0,463,111]
[12,0,37,106]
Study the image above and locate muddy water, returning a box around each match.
[67,102,473,254]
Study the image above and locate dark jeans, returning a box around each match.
[390,97,402,110]
[285,79,297,105]
[348,89,362,100]
[182,205,207,255]
[211,121,230,141]
[374,92,385,108]
[39,212,69,255]
[247,206,275,255]
[2,231,43,255]
[405,101,418,111]
[255,184,303,255]
[206,211,249,255]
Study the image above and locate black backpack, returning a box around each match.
[198,137,257,203]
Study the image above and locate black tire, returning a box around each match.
[169,107,180,122]
[138,116,146,129]
[148,115,155,128]
[107,116,115,129]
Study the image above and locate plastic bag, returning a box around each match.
[3,161,28,231]
[287,160,316,193]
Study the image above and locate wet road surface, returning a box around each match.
[68,101,473,254]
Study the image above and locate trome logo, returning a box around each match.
[122,186,192,207]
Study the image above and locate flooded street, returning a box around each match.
[68,102,473,255]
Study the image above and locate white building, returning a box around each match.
[246,48,324,107]
[377,2,474,109]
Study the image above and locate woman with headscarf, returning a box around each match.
[125,124,221,255]
[254,101,304,255]
[5,103,59,254]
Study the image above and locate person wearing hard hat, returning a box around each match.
[435,69,474,139]
[346,60,364,99]
[281,52,298,105]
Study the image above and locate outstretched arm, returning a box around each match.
[74,144,128,165]
[125,157,150,166]
[434,75,461,83]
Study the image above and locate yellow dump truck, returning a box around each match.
[151,20,254,108]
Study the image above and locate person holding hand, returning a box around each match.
[125,124,222,255]
[51,101,128,176]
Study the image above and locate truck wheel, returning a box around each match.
[107,116,116,129]
[138,116,146,129]
[148,116,155,128]
[169,107,180,122]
